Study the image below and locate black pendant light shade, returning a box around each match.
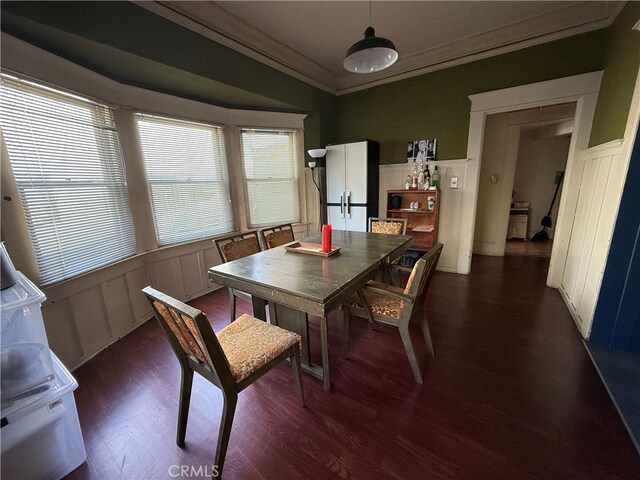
[343,26,399,74]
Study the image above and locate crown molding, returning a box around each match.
[134,1,623,96]
[133,1,338,94]
[1,33,307,129]
[336,1,623,94]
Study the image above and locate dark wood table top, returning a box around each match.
[208,230,412,317]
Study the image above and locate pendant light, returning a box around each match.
[343,1,398,74]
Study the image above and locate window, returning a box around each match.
[136,114,233,245]
[0,74,136,286]
[240,128,300,227]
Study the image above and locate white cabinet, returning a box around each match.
[326,140,379,231]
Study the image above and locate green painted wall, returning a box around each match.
[2,1,638,165]
[335,30,609,164]
[0,1,337,155]
[590,2,640,147]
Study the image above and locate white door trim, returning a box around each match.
[460,71,604,280]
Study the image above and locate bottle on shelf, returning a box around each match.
[410,165,418,189]
[431,165,440,189]
[424,165,431,190]
[404,175,411,190]
[417,162,425,189]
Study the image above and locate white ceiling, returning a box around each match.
[136,1,623,95]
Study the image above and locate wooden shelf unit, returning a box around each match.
[386,189,440,251]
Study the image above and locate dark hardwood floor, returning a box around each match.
[66,255,640,479]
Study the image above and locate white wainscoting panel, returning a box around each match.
[41,239,230,369]
[379,160,469,273]
[39,220,311,370]
[560,142,625,337]
[41,299,83,368]
[180,251,207,297]
[101,276,136,337]
[125,266,153,322]
[69,286,113,356]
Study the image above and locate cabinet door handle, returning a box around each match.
[340,193,344,216]
[347,192,351,216]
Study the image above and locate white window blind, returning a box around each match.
[0,74,136,286]
[136,114,234,245]
[240,128,300,227]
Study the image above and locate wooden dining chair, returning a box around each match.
[342,243,443,383]
[142,286,304,479]
[368,217,408,283]
[213,231,264,322]
[368,217,408,235]
[258,223,295,250]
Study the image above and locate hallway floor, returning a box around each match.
[66,255,640,479]
[505,238,553,257]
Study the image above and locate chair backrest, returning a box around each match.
[258,223,295,249]
[142,286,235,387]
[369,217,408,235]
[403,243,443,302]
[214,231,261,263]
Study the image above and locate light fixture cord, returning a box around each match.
[369,0,372,26]
[311,168,323,231]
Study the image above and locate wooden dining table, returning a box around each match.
[207,230,412,390]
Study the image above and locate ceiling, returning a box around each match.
[135,1,623,95]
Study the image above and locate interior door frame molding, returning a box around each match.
[461,71,604,283]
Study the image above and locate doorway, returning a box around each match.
[458,71,603,284]
[473,103,576,262]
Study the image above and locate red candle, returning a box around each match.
[321,224,332,253]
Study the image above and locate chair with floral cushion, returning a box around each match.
[214,232,264,322]
[258,223,295,250]
[142,286,304,479]
[342,243,443,383]
[368,217,408,284]
[368,217,408,235]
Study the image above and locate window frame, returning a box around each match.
[135,112,235,246]
[0,73,137,286]
[239,127,304,229]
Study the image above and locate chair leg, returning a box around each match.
[390,267,399,287]
[419,308,435,357]
[342,307,350,359]
[380,263,389,284]
[320,316,331,391]
[356,288,375,330]
[399,325,423,384]
[214,392,238,479]
[228,288,236,323]
[291,344,305,406]
[177,367,194,447]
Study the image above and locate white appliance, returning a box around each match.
[1,271,86,479]
[326,140,379,231]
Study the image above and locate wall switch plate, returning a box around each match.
[450,176,459,189]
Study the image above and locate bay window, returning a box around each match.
[0,74,135,285]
